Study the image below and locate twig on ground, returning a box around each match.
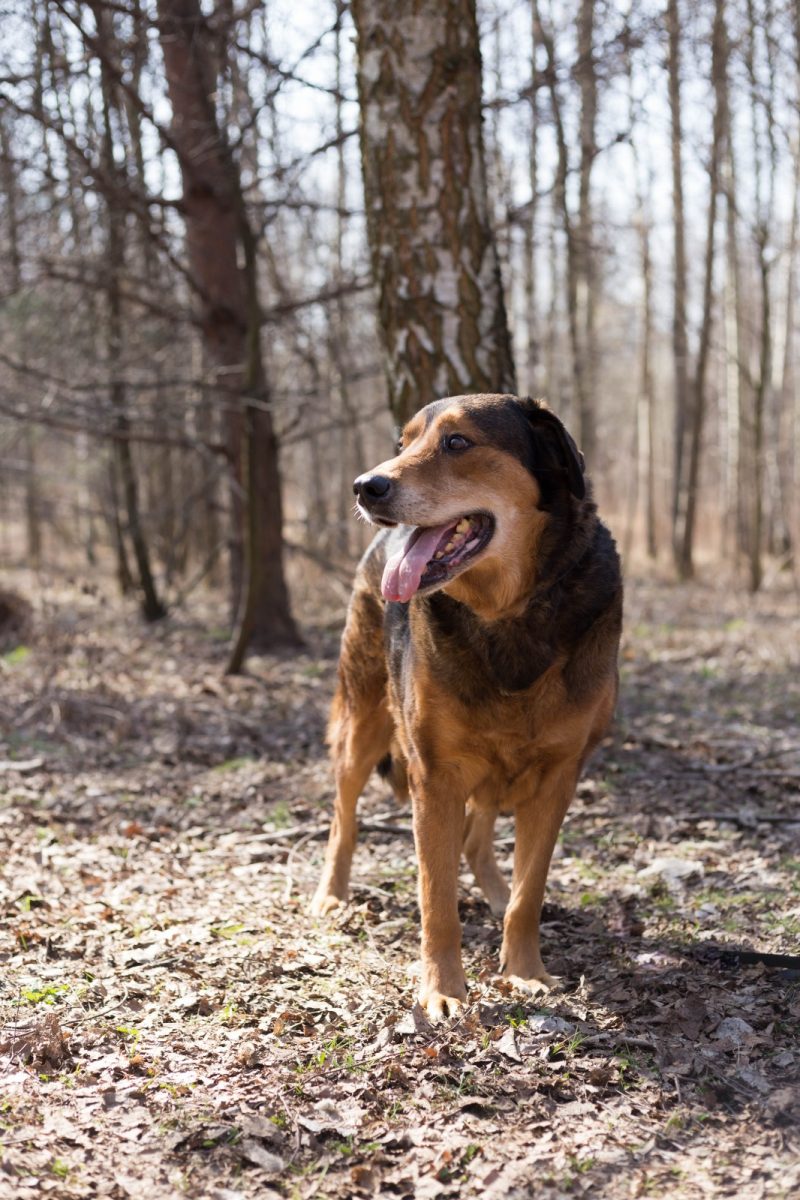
[0,758,43,772]
[678,811,800,825]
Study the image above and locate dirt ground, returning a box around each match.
[1,568,799,1199]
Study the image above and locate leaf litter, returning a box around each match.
[0,574,799,1198]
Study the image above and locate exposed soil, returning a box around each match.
[1,571,799,1198]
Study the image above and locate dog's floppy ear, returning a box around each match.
[516,397,586,500]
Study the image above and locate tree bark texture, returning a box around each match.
[535,2,592,462]
[523,4,540,395]
[575,0,598,466]
[742,0,775,592]
[722,140,744,560]
[678,0,728,579]
[351,0,515,426]
[157,0,299,657]
[0,109,41,566]
[94,3,165,621]
[666,0,691,569]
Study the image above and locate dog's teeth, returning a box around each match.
[456,518,470,533]
[444,540,455,552]
[434,551,444,560]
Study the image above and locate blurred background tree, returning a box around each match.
[0,0,798,656]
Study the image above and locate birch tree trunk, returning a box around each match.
[351,0,515,425]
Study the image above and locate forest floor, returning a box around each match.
[0,568,799,1199]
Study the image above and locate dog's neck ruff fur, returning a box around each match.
[392,499,619,702]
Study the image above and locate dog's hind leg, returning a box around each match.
[500,757,581,991]
[376,737,410,804]
[311,588,392,916]
[463,803,509,917]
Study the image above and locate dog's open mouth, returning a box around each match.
[381,513,494,603]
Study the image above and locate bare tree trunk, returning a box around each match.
[0,109,41,566]
[108,457,135,594]
[523,5,540,395]
[627,46,657,561]
[0,111,21,290]
[331,0,358,556]
[721,138,745,566]
[94,3,165,621]
[536,3,591,461]
[351,0,515,425]
[666,0,691,570]
[742,0,776,592]
[190,335,224,586]
[544,200,562,416]
[156,0,299,660]
[637,200,657,561]
[779,136,800,582]
[783,0,800,581]
[23,428,41,567]
[678,0,728,579]
[575,0,598,466]
[488,15,513,295]
[75,432,97,568]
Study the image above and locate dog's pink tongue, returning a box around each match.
[381,523,454,602]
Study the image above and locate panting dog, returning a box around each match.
[312,394,622,1020]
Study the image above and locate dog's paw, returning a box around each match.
[505,971,562,996]
[418,990,466,1022]
[309,889,346,917]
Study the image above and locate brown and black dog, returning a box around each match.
[311,394,622,1020]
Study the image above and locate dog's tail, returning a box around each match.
[376,740,409,804]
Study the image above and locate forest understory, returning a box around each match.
[1,571,799,1199]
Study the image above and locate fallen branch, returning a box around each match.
[678,811,800,825]
[0,758,43,773]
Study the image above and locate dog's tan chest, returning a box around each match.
[403,660,607,810]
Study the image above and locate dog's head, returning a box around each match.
[353,394,586,606]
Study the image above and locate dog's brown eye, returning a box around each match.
[444,433,471,452]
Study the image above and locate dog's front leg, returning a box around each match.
[311,695,392,916]
[500,758,579,992]
[411,773,467,1020]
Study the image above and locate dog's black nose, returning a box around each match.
[353,473,392,501]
